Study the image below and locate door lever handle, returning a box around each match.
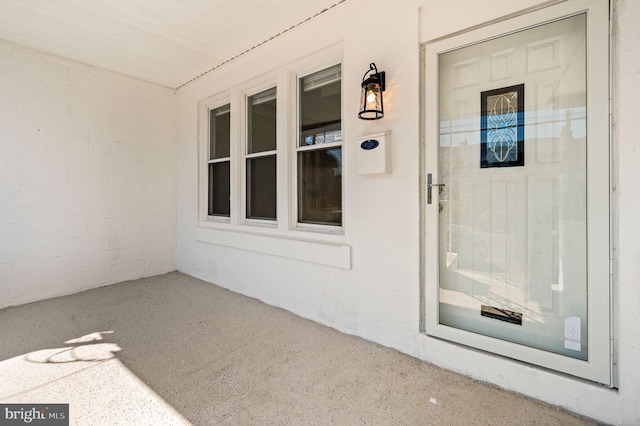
[427,173,445,204]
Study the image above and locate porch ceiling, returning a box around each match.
[0,0,344,89]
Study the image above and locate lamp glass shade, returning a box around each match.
[358,76,383,120]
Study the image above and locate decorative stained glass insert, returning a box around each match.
[481,84,524,168]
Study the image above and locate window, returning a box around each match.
[200,56,344,237]
[246,87,277,220]
[198,51,349,267]
[208,104,231,217]
[297,64,342,226]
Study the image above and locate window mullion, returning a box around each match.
[276,70,291,230]
[208,157,231,164]
[230,88,242,225]
[296,141,342,152]
[245,150,277,159]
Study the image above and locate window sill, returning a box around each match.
[195,223,351,269]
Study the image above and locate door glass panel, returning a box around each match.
[438,14,588,360]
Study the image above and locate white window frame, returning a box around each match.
[196,46,350,269]
[244,85,278,225]
[199,92,233,224]
[294,61,344,232]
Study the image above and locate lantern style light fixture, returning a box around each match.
[358,63,386,120]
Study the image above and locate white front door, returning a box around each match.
[423,0,611,384]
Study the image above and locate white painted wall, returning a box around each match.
[176,0,640,423]
[612,0,640,422]
[176,0,422,353]
[0,40,177,308]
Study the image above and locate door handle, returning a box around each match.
[427,173,445,204]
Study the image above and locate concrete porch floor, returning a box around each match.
[0,272,601,425]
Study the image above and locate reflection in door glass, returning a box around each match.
[438,13,588,360]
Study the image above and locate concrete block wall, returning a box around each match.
[0,40,177,308]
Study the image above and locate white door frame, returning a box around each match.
[422,0,611,385]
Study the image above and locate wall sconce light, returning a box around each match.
[358,63,386,120]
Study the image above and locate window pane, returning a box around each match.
[208,161,230,217]
[247,155,276,220]
[300,64,341,146]
[298,148,342,225]
[210,104,230,159]
[248,88,277,154]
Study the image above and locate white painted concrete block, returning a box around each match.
[0,39,176,308]
[109,260,145,283]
